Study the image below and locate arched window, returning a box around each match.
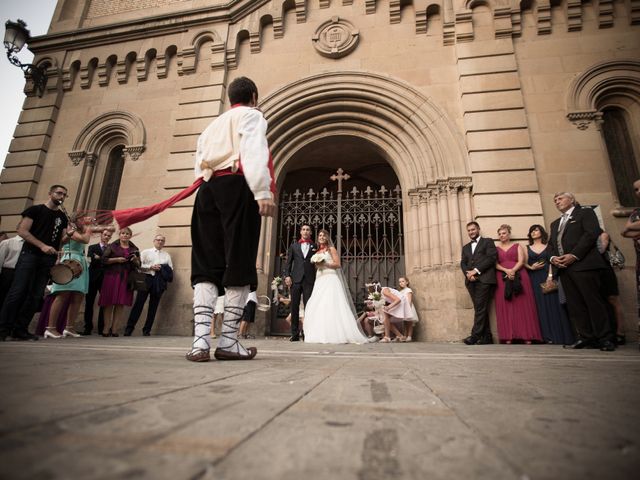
[97,145,125,211]
[601,108,639,207]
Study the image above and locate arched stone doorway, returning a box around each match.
[271,135,403,334]
[256,72,473,340]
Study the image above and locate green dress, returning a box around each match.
[51,239,89,294]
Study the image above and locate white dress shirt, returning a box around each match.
[301,243,310,258]
[194,106,272,201]
[0,236,25,272]
[140,248,173,276]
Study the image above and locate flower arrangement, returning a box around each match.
[271,276,282,291]
[367,291,382,302]
[310,251,331,264]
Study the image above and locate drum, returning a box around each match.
[50,259,83,285]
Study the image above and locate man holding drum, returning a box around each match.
[0,185,69,341]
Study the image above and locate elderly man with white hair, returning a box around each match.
[549,192,615,351]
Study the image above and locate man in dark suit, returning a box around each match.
[283,224,317,341]
[549,192,615,351]
[460,221,497,345]
[81,229,112,335]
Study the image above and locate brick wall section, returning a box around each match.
[87,0,189,18]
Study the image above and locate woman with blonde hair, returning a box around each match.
[494,224,542,344]
[44,216,113,338]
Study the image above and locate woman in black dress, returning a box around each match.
[524,224,575,344]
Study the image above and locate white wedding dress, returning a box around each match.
[303,265,369,344]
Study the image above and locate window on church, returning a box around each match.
[601,108,640,207]
[97,145,125,211]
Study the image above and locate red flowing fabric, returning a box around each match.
[111,177,204,229]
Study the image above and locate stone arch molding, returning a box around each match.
[259,71,472,269]
[261,71,469,190]
[68,110,146,165]
[566,59,640,130]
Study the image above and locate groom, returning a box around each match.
[283,224,317,341]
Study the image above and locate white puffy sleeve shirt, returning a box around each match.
[194,106,272,201]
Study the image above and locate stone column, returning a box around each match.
[427,188,441,266]
[418,190,431,269]
[447,183,463,262]
[437,182,452,264]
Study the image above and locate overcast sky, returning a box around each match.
[0,1,57,169]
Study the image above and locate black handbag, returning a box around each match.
[127,269,149,292]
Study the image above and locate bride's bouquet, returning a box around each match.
[310,251,331,265]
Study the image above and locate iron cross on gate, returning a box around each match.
[330,168,350,256]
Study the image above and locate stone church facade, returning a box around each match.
[0,0,638,339]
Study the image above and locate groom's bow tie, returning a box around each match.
[298,239,312,244]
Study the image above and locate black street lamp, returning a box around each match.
[4,19,47,96]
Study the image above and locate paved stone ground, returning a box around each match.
[0,336,638,480]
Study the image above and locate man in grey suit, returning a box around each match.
[460,221,497,345]
[283,224,317,341]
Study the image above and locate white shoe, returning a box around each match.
[44,328,62,339]
[63,329,81,338]
[368,336,380,343]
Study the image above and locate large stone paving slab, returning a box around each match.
[0,337,638,479]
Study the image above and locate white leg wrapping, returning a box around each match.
[217,285,249,354]
[191,282,218,352]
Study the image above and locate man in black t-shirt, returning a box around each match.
[0,185,69,341]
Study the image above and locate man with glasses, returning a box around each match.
[124,234,173,336]
[0,185,69,341]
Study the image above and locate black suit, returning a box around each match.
[83,242,106,334]
[283,241,317,337]
[460,237,497,341]
[549,206,611,344]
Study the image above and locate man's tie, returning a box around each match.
[557,214,568,255]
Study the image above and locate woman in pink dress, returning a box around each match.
[494,224,542,344]
[379,284,413,342]
[99,228,140,336]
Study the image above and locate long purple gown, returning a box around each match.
[495,244,543,342]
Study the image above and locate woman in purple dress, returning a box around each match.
[99,228,139,336]
[523,224,574,345]
[494,224,542,344]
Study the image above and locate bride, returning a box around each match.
[303,229,369,344]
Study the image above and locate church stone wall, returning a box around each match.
[0,0,638,339]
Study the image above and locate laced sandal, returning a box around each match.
[186,349,211,362]
[380,337,391,343]
[214,347,257,360]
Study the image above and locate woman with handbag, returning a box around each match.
[99,227,140,336]
[524,225,575,345]
[494,224,542,344]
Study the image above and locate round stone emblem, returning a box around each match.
[312,16,359,59]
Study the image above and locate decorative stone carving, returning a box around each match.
[68,150,85,166]
[124,145,145,161]
[567,111,600,130]
[312,17,359,59]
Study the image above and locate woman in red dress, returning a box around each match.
[494,224,542,344]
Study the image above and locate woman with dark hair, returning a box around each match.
[99,228,140,336]
[303,229,369,344]
[524,224,574,344]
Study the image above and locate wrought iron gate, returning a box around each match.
[270,170,404,334]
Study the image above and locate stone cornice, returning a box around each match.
[28,0,270,54]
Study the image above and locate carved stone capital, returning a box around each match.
[68,150,85,166]
[312,16,359,59]
[123,145,145,161]
[567,110,600,130]
[85,153,97,167]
